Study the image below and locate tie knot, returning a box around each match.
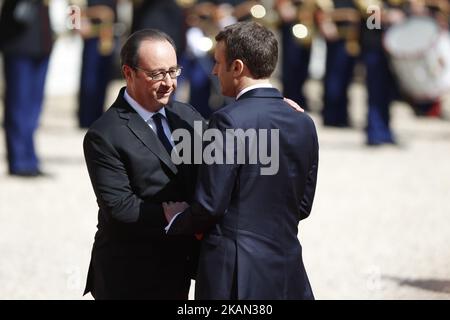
[152,112,164,123]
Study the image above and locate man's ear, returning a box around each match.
[122,65,133,81]
[232,59,244,77]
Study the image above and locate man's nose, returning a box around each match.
[161,72,174,85]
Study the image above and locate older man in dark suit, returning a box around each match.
[165,21,319,300]
[83,29,205,299]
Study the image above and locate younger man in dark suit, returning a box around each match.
[165,21,319,300]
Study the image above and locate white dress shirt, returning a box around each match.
[124,89,175,147]
[236,83,273,100]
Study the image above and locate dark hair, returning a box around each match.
[215,21,278,79]
[120,29,176,68]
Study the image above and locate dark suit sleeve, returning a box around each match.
[84,129,166,235]
[167,111,240,235]
[299,118,319,220]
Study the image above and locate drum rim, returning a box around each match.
[397,79,450,102]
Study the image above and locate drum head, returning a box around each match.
[384,17,439,58]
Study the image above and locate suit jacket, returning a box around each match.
[168,88,319,299]
[83,88,205,299]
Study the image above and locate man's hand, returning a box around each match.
[284,98,305,112]
[162,201,189,223]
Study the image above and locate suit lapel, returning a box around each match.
[115,89,178,175]
[127,113,178,174]
[165,104,191,135]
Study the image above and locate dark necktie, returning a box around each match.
[152,113,173,155]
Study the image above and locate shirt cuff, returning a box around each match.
[164,211,182,233]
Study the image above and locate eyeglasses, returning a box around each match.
[133,65,182,81]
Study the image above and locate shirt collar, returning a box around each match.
[124,89,167,122]
[236,83,273,100]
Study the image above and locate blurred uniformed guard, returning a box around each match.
[179,0,258,119]
[77,0,118,129]
[318,0,360,127]
[358,0,404,145]
[178,0,223,119]
[275,0,315,110]
[0,0,54,176]
[131,0,186,55]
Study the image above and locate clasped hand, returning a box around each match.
[162,201,189,223]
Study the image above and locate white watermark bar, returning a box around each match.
[171,121,280,176]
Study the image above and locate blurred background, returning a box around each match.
[0,0,449,299]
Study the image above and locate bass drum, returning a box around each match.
[383,16,450,101]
